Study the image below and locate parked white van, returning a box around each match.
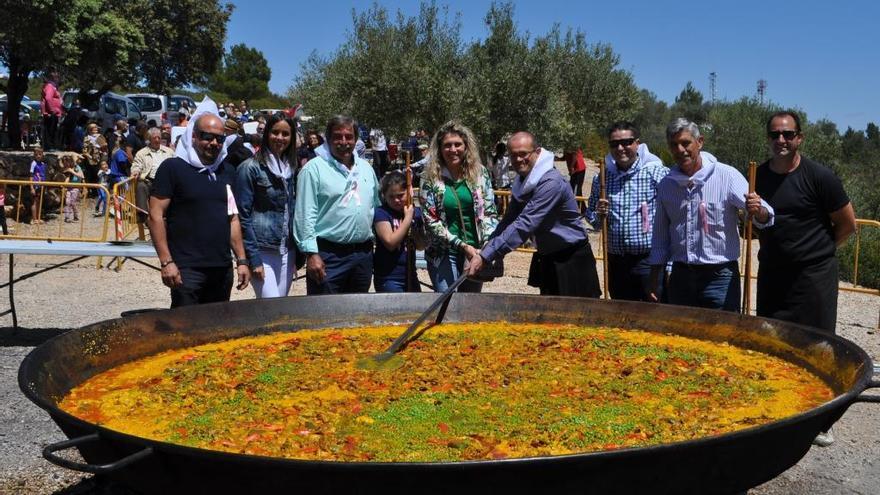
[125,93,197,126]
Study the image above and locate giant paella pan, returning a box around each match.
[19,294,880,494]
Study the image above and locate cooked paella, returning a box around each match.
[60,322,834,462]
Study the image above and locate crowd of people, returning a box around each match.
[15,91,859,445]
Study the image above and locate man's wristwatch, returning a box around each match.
[235,258,249,267]
[160,259,175,268]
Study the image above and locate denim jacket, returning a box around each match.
[234,157,296,267]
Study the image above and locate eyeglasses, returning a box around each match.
[608,138,637,148]
[196,131,225,143]
[768,130,799,140]
[509,149,535,159]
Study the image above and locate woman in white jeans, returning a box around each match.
[234,113,299,298]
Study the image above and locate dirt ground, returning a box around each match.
[1,180,879,494]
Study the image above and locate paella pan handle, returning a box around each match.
[853,366,880,404]
[43,433,154,474]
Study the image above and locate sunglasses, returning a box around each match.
[768,130,799,140]
[608,138,637,148]
[196,131,225,143]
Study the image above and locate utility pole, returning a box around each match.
[757,79,767,105]
[709,72,717,105]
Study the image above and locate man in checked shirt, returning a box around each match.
[586,122,669,301]
[647,118,773,312]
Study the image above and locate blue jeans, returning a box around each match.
[668,261,740,312]
[427,251,482,293]
[95,188,107,214]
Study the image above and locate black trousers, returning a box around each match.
[569,170,585,197]
[170,266,233,308]
[42,114,59,149]
[756,256,838,334]
[528,240,601,298]
[373,150,390,178]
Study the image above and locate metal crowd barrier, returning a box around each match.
[0,179,111,242]
[111,176,147,241]
[845,218,880,296]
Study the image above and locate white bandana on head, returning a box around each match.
[174,97,237,180]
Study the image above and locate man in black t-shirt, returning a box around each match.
[755,111,856,335]
[149,112,251,307]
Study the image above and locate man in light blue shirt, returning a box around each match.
[294,115,380,294]
[648,118,773,311]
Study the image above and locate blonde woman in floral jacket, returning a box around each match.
[418,121,499,292]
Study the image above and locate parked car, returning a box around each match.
[126,93,165,126]
[167,95,197,125]
[0,97,36,123]
[62,90,143,131]
[125,93,196,126]
[22,100,42,114]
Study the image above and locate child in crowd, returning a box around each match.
[94,161,110,217]
[61,154,84,222]
[29,148,47,224]
[373,171,426,292]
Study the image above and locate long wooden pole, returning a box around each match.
[404,153,417,292]
[599,156,610,299]
[742,161,757,314]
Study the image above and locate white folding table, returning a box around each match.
[0,240,158,328]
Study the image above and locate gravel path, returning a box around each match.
[1,211,878,493]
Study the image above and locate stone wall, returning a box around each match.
[0,150,65,181]
[0,151,68,220]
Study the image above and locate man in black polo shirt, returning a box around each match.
[149,112,251,307]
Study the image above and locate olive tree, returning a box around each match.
[704,97,778,173]
[288,1,642,152]
[291,1,463,139]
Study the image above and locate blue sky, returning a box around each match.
[229,1,877,132]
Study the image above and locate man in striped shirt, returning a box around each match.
[586,122,669,301]
[648,118,773,311]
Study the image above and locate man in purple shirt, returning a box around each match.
[466,131,600,297]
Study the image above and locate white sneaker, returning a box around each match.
[813,429,834,447]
